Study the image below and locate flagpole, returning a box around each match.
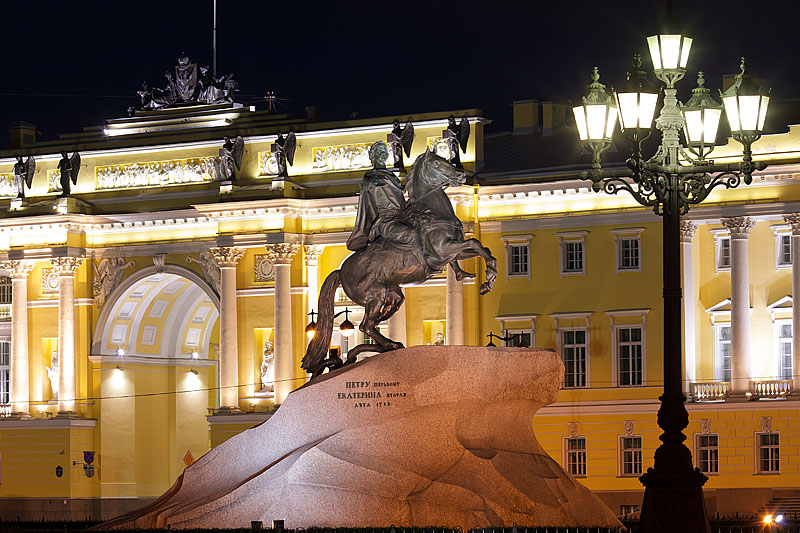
[212,0,218,77]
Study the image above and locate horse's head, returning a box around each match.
[406,148,466,197]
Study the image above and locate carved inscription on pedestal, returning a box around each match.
[336,380,407,409]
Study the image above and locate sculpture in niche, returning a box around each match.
[442,115,470,169]
[260,341,274,392]
[302,143,497,377]
[57,152,80,197]
[133,53,237,112]
[186,252,221,293]
[387,119,415,172]
[47,350,58,398]
[13,156,35,199]
[271,131,296,179]
[216,136,245,182]
[93,257,136,309]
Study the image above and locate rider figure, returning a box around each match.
[347,141,433,272]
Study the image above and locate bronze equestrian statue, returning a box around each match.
[302,142,496,378]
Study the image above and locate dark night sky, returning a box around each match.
[1,0,797,147]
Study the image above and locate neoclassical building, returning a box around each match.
[0,81,798,520]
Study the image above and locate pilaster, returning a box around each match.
[0,260,34,416]
[783,213,800,390]
[679,221,698,394]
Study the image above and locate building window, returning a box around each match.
[0,276,10,305]
[620,436,643,476]
[556,231,588,276]
[564,241,584,273]
[696,434,719,474]
[715,236,731,271]
[564,437,587,477]
[503,329,531,348]
[618,238,640,270]
[714,324,732,382]
[0,341,9,405]
[501,235,533,279]
[611,228,644,273]
[778,234,792,268]
[617,326,644,386]
[561,329,587,388]
[509,244,529,276]
[778,322,792,380]
[758,432,780,473]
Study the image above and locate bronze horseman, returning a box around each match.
[303,142,497,378]
[57,152,80,197]
[13,156,35,199]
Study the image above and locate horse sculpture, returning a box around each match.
[302,149,497,378]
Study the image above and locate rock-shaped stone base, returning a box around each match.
[100,346,620,529]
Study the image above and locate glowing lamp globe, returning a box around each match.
[615,55,660,135]
[721,58,770,138]
[572,67,617,144]
[681,72,722,159]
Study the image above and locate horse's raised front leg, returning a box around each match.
[438,238,497,294]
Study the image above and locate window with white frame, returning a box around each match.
[607,309,648,387]
[564,437,587,477]
[757,432,780,473]
[714,324,732,382]
[778,322,793,380]
[714,234,731,271]
[561,329,587,388]
[501,235,532,279]
[617,326,644,386]
[0,341,9,405]
[696,434,719,474]
[777,233,792,268]
[556,231,587,276]
[619,436,643,476]
[0,276,10,305]
[611,228,644,273]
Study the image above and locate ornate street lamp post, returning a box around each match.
[573,26,770,533]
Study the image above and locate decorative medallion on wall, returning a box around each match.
[41,268,60,294]
[699,418,711,434]
[568,422,579,438]
[761,416,772,433]
[254,254,276,282]
[623,420,635,437]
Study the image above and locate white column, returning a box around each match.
[266,244,299,405]
[304,245,324,337]
[783,213,800,390]
[1,261,33,416]
[210,247,245,411]
[680,221,698,394]
[387,288,407,346]
[446,265,465,345]
[722,217,754,394]
[51,257,83,415]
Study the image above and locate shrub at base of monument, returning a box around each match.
[99,346,620,530]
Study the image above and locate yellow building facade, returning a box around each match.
[0,98,796,520]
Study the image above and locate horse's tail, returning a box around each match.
[301,269,341,373]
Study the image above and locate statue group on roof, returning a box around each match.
[132,53,238,113]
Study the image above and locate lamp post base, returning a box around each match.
[639,459,710,533]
